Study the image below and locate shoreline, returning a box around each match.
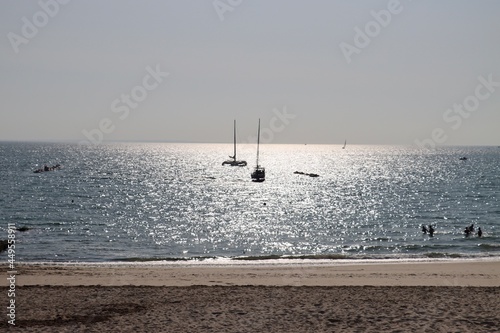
[15,255,500,265]
[6,258,500,287]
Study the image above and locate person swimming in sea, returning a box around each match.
[421,225,428,234]
[428,225,435,237]
[477,227,482,238]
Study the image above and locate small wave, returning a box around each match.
[411,215,455,221]
[478,243,500,250]
[114,256,218,262]
[115,254,352,262]
[118,252,493,262]
[362,237,391,242]
[423,252,464,259]
[233,254,349,261]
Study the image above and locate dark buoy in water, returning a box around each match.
[263,202,267,206]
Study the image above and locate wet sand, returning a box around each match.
[3,260,500,332]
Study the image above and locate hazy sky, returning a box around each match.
[1,0,499,145]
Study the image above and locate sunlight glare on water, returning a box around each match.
[0,142,499,262]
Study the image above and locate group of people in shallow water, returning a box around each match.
[421,223,482,237]
[464,224,482,237]
[421,225,435,237]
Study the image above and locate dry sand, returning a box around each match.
[3,260,500,332]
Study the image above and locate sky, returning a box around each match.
[1,0,499,145]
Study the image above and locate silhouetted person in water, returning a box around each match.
[464,226,472,237]
[428,225,434,237]
[469,224,474,232]
[477,227,482,238]
[421,225,428,234]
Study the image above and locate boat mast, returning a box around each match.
[256,118,260,167]
[233,119,237,160]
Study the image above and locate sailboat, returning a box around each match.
[251,119,265,182]
[342,140,346,149]
[222,120,247,166]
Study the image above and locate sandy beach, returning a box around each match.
[3,260,500,332]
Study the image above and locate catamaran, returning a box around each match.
[251,119,265,182]
[222,120,247,166]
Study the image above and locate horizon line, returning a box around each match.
[0,139,499,147]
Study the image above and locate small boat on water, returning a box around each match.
[34,164,61,173]
[222,120,247,167]
[294,171,319,178]
[251,119,265,182]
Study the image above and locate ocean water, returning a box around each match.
[0,142,499,263]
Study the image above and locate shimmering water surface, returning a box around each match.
[1,142,499,262]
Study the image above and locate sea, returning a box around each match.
[1,142,499,264]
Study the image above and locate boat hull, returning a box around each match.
[251,167,265,182]
[222,160,247,166]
